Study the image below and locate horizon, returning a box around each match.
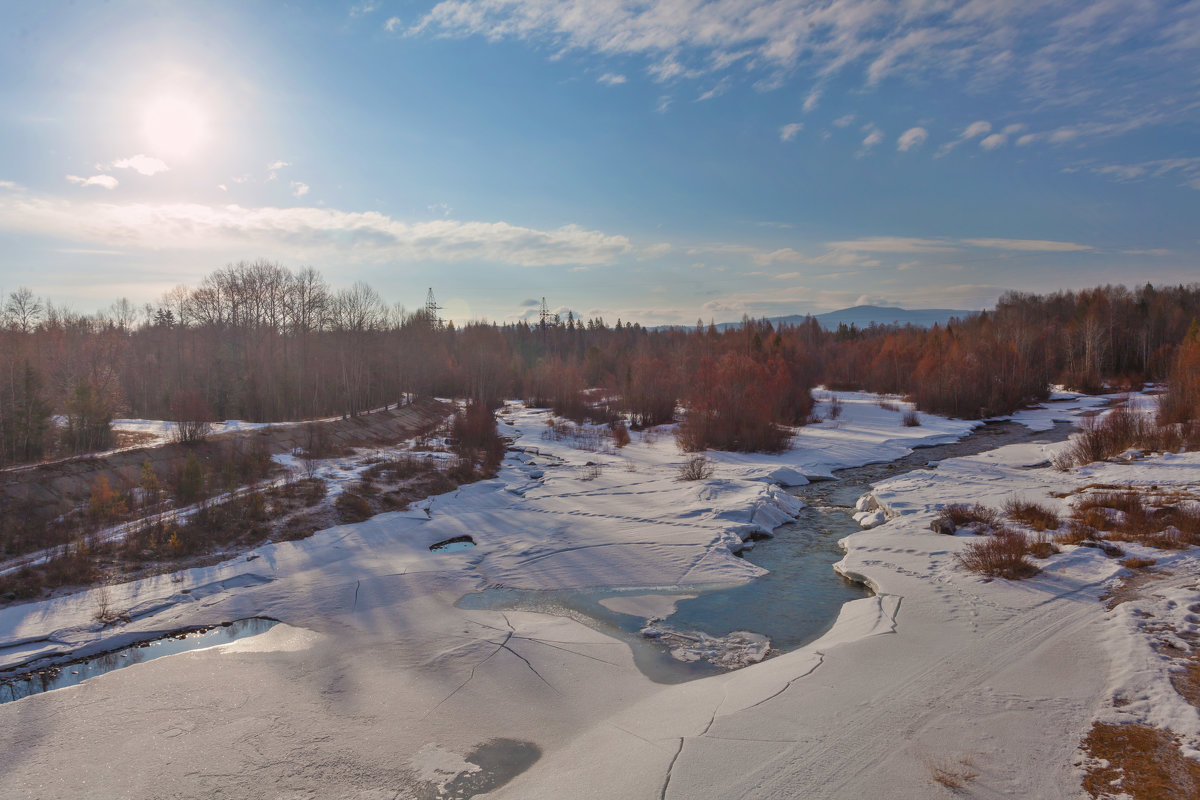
[2,1,1198,325]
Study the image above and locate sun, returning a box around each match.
[141,93,209,159]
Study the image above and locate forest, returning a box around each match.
[2,259,1200,466]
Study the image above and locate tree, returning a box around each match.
[170,388,215,444]
[4,287,43,333]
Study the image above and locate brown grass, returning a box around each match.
[1071,490,1200,550]
[936,503,1000,531]
[925,755,979,790]
[1121,557,1157,570]
[1171,657,1200,710]
[1027,533,1061,559]
[958,528,1040,580]
[1081,722,1200,799]
[1004,498,1061,531]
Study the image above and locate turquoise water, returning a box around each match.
[0,617,280,704]
[431,536,477,552]
[460,421,1073,683]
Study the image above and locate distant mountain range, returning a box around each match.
[665,304,975,332]
[802,304,974,330]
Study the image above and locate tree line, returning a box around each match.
[2,261,1199,466]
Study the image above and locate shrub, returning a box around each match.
[1027,533,1061,559]
[89,475,128,523]
[1052,404,1178,470]
[936,503,1000,531]
[901,409,920,427]
[678,454,715,481]
[611,420,631,448]
[450,402,505,475]
[827,396,843,420]
[676,352,799,454]
[958,528,1039,579]
[174,452,206,505]
[170,388,215,444]
[335,491,373,523]
[1003,498,1061,531]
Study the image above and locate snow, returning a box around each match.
[1,389,1197,798]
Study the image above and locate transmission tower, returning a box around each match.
[538,296,551,332]
[423,287,442,328]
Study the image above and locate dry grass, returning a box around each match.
[1027,533,1062,559]
[1069,490,1200,550]
[1081,722,1200,799]
[936,503,1001,531]
[678,454,715,481]
[1121,556,1157,570]
[1053,404,1185,471]
[1171,657,1200,710]
[958,527,1040,579]
[925,755,979,791]
[1004,498,1061,531]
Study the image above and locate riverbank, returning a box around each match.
[2,389,1183,799]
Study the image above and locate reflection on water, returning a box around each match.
[0,617,279,704]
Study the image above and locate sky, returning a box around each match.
[0,0,1197,326]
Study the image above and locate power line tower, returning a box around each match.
[538,296,551,333]
[423,287,442,328]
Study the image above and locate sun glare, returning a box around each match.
[141,93,208,159]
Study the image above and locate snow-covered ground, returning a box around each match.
[1,389,1191,798]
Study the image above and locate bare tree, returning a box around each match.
[5,287,43,333]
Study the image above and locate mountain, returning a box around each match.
[808,305,974,330]
[658,304,975,332]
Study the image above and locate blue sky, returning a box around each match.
[1,0,1197,325]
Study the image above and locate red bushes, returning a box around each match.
[450,402,504,474]
[677,352,795,453]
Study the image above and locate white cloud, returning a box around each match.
[897,127,928,151]
[857,123,883,155]
[802,87,822,113]
[1088,157,1200,190]
[385,16,403,32]
[217,184,228,191]
[936,119,993,157]
[290,181,310,198]
[350,1,379,17]
[779,122,804,142]
[1122,248,1171,256]
[597,72,627,86]
[654,95,672,113]
[110,155,170,176]
[827,237,956,253]
[962,121,992,139]
[0,195,634,267]
[0,180,20,190]
[833,114,856,128]
[268,160,291,171]
[66,174,119,190]
[410,0,1199,142]
[962,238,1093,252]
[979,132,1006,150]
[696,77,731,101]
